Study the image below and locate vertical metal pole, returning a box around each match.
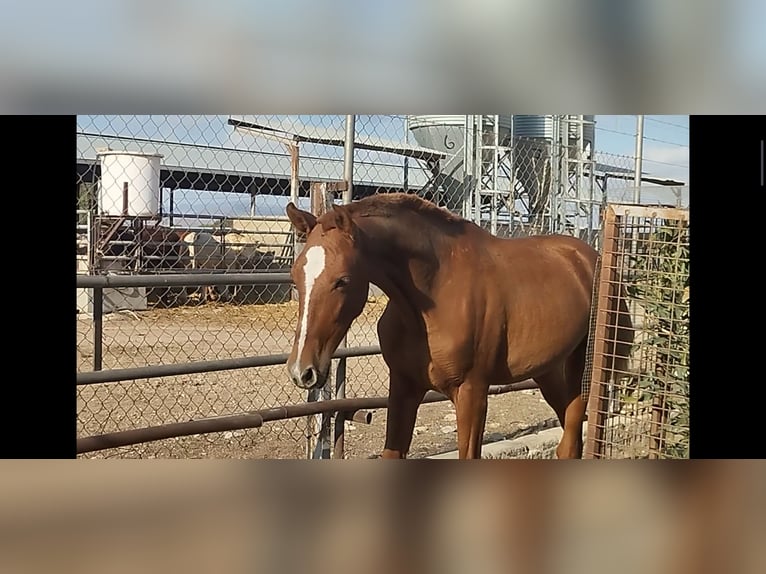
[577,117,584,236]
[463,116,473,220]
[308,183,334,460]
[629,115,645,367]
[587,118,597,243]
[333,355,347,460]
[289,142,301,302]
[93,287,103,371]
[88,209,96,272]
[491,115,499,236]
[561,116,570,233]
[634,115,644,204]
[508,115,515,235]
[403,116,409,193]
[290,143,300,206]
[169,188,175,227]
[122,182,129,216]
[473,116,482,226]
[549,115,560,234]
[332,115,355,459]
[560,115,569,234]
[342,115,355,204]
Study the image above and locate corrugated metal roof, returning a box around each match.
[228,116,447,161]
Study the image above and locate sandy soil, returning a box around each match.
[77,295,558,459]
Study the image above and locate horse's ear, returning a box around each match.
[331,204,355,236]
[286,202,317,235]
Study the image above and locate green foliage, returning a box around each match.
[625,217,690,458]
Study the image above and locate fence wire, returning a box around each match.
[585,204,690,459]
[77,115,356,458]
[76,115,688,459]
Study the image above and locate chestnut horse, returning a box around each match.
[285,193,632,459]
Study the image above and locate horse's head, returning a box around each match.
[285,202,369,390]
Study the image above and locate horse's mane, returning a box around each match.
[346,193,464,226]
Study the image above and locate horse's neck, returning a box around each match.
[357,216,446,313]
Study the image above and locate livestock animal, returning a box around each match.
[222,232,265,269]
[138,225,188,271]
[180,231,229,303]
[284,193,633,459]
[180,230,268,303]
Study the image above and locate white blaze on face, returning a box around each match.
[295,245,326,370]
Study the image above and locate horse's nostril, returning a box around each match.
[300,367,317,387]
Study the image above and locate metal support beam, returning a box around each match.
[334,115,356,458]
[308,182,334,459]
[634,115,644,204]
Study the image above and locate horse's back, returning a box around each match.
[476,233,598,294]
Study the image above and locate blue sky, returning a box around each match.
[78,114,689,178]
[593,115,689,183]
[78,115,689,220]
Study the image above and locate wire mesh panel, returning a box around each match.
[585,204,690,459]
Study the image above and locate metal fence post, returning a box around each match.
[307,183,334,459]
[584,206,619,459]
[93,286,103,371]
[332,115,355,459]
[634,115,644,204]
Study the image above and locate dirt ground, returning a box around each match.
[77,294,559,459]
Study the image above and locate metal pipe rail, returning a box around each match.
[77,272,292,288]
[77,380,539,454]
[77,346,382,386]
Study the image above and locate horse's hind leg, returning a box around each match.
[534,372,566,427]
[560,339,589,459]
[535,340,588,459]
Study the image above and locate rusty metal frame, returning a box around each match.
[584,205,620,459]
[609,204,690,222]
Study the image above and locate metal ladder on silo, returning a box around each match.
[473,115,514,237]
[557,116,597,242]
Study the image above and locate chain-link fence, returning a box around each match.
[76,115,409,458]
[76,115,688,459]
[584,204,690,459]
[77,115,354,458]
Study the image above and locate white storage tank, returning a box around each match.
[406,116,515,214]
[97,150,163,217]
[407,115,513,151]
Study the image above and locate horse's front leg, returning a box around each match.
[381,371,426,459]
[454,379,489,459]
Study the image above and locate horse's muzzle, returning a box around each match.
[289,365,327,390]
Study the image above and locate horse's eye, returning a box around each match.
[334,276,351,290]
